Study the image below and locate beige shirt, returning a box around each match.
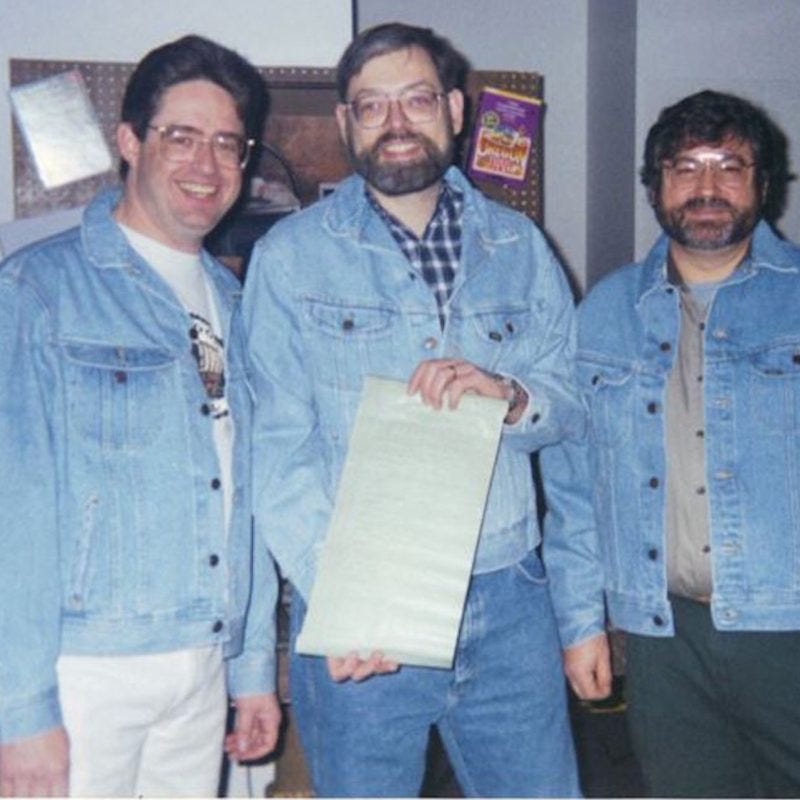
[665,272,715,599]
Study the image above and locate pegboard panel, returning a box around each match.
[10,60,543,223]
[10,60,134,216]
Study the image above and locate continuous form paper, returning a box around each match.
[296,376,507,669]
[10,70,112,189]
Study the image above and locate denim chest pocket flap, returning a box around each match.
[305,298,396,339]
[302,298,400,392]
[61,341,179,449]
[451,307,533,370]
[578,358,637,445]
[465,308,532,342]
[746,342,800,433]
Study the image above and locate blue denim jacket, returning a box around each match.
[543,221,800,647]
[244,167,583,601]
[0,190,276,743]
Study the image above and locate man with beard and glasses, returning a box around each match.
[541,89,800,797]
[243,21,584,798]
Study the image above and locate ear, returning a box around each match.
[116,123,142,173]
[447,89,465,136]
[335,103,350,145]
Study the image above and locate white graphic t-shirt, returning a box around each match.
[120,225,234,534]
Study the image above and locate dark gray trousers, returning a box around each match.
[625,595,800,798]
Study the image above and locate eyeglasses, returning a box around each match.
[662,153,756,189]
[147,124,255,169]
[345,87,446,129]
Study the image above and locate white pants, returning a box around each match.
[56,646,226,797]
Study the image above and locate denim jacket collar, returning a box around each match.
[81,188,241,324]
[636,220,799,312]
[322,166,521,249]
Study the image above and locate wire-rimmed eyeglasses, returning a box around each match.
[147,124,255,169]
[345,88,446,129]
[662,153,756,190]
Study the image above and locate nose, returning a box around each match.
[192,139,218,173]
[697,162,717,194]
[386,98,409,130]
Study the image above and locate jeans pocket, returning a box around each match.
[514,550,549,586]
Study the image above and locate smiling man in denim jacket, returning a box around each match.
[543,90,800,797]
[0,36,280,797]
[244,22,585,799]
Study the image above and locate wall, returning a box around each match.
[634,0,800,258]
[357,0,591,290]
[586,0,637,287]
[0,0,353,224]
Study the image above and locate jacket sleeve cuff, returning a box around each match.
[226,651,276,698]
[0,686,61,743]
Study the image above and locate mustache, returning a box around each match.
[679,196,735,213]
[374,131,425,147]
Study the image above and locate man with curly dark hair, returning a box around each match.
[544,89,800,797]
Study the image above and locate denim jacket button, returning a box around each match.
[114,370,127,384]
[649,476,660,489]
[200,403,211,416]
[653,614,665,626]
[212,620,224,633]
[647,547,659,560]
[647,401,659,414]
[210,477,221,490]
[209,554,220,567]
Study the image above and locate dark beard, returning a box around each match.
[655,195,760,251]
[347,122,454,197]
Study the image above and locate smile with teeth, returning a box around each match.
[178,181,218,197]
[380,138,422,156]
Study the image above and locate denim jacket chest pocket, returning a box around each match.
[743,341,800,434]
[61,341,181,452]
[448,307,533,370]
[578,357,639,447]
[303,297,406,392]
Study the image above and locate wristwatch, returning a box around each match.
[493,374,527,420]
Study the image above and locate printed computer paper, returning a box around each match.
[296,376,507,669]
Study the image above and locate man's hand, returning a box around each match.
[563,633,612,700]
[408,359,510,409]
[0,727,69,797]
[224,693,282,763]
[326,651,399,682]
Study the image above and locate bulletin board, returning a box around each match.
[10,59,543,223]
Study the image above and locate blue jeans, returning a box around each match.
[290,551,580,797]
